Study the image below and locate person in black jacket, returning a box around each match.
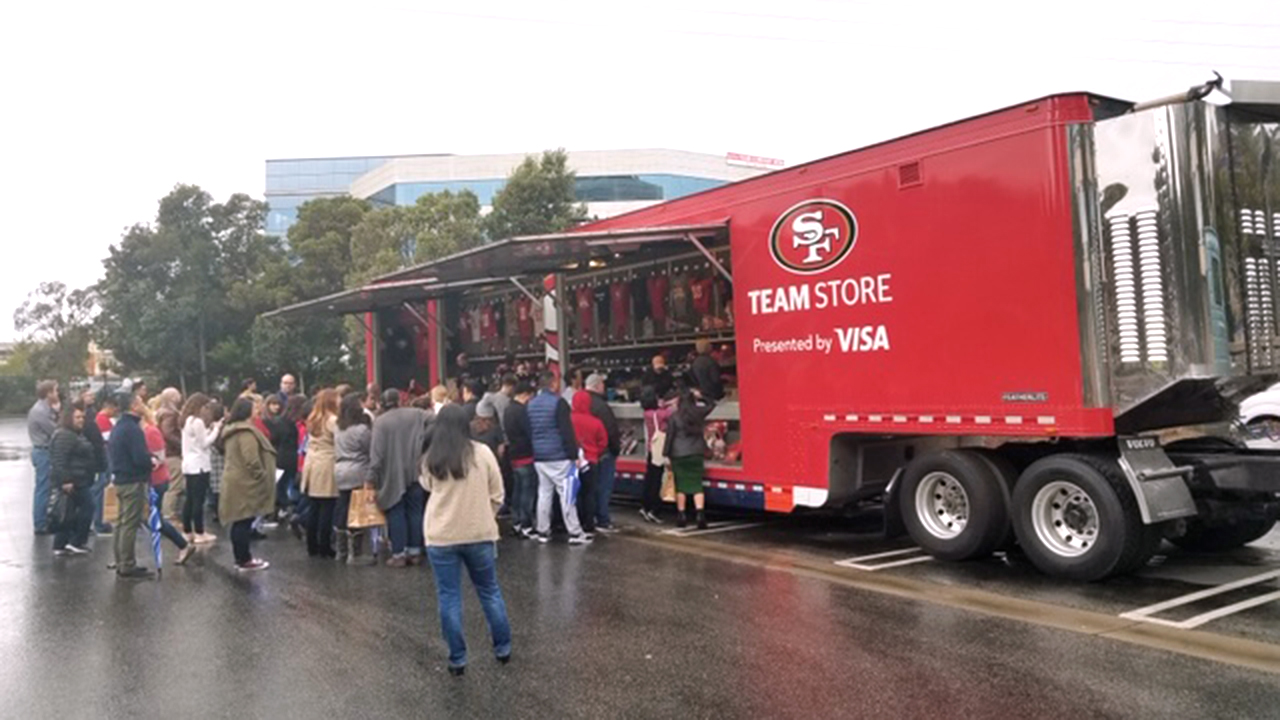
[502,382,537,537]
[265,394,303,524]
[109,392,158,579]
[664,386,716,529]
[50,402,97,556]
[690,339,725,401]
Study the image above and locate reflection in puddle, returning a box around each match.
[0,443,26,462]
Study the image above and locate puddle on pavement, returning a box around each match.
[0,443,27,461]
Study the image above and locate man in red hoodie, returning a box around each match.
[569,391,608,537]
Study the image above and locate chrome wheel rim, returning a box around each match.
[1031,480,1099,557]
[915,471,969,539]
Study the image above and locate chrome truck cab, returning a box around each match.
[896,82,1280,582]
[1062,79,1280,567]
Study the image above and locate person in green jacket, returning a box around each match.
[216,397,276,572]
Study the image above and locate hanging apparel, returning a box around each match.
[670,273,691,328]
[593,283,610,337]
[517,296,535,343]
[480,304,496,340]
[458,310,472,344]
[533,299,545,337]
[631,275,650,318]
[691,275,714,319]
[610,281,631,340]
[647,274,669,333]
[576,286,594,339]
[494,300,506,339]
[469,306,483,344]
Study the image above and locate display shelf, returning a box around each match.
[566,331,736,355]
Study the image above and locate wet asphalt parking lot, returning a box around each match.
[3,417,1280,719]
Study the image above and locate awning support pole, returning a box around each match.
[687,233,732,283]
[509,277,540,304]
[355,312,379,346]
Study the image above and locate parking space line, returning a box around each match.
[660,522,768,537]
[1120,569,1280,629]
[834,547,933,571]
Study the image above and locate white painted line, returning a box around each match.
[1120,569,1280,629]
[1173,590,1280,630]
[839,547,924,563]
[660,522,768,537]
[834,546,934,571]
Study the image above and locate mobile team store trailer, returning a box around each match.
[268,79,1280,581]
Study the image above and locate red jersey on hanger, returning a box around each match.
[576,286,594,338]
[516,295,534,342]
[647,274,669,331]
[691,275,713,317]
[610,281,631,339]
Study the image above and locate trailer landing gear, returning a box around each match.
[899,450,1009,561]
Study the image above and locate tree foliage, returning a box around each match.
[484,149,587,240]
[12,281,98,383]
[97,185,284,392]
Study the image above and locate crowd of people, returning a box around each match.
[27,351,721,672]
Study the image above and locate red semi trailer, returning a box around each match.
[269,79,1280,580]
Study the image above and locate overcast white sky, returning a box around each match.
[1,0,1278,341]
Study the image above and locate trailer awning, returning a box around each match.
[371,221,730,284]
[263,277,507,321]
[262,221,729,322]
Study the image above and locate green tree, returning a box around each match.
[12,281,97,383]
[97,186,282,393]
[484,149,587,240]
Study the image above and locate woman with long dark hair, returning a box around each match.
[264,394,301,523]
[663,386,716,529]
[216,397,275,571]
[180,393,218,544]
[301,389,340,558]
[420,404,511,676]
[334,392,373,563]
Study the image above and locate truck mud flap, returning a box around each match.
[1117,437,1199,524]
[883,469,907,539]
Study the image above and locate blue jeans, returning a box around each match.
[31,448,51,532]
[386,484,425,557]
[595,454,617,527]
[511,464,538,529]
[426,542,511,668]
[91,471,112,531]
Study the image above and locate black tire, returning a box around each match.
[971,448,1018,550]
[1011,454,1156,581]
[899,449,1009,561]
[1169,517,1277,552]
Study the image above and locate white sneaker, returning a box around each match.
[568,534,593,545]
[53,548,71,557]
[596,525,619,535]
[535,533,550,544]
[194,533,217,544]
[237,558,270,572]
[66,544,92,555]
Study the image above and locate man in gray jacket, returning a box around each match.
[370,389,432,567]
[28,380,60,534]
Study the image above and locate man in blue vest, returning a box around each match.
[528,370,589,545]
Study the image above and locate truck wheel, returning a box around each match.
[971,449,1017,550]
[1170,518,1277,552]
[899,450,1009,561]
[1011,454,1155,581]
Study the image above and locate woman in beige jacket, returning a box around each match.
[420,404,511,676]
[301,389,339,558]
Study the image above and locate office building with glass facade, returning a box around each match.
[265,149,772,237]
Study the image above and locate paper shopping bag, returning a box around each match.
[347,487,386,529]
[660,467,676,503]
[103,483,120,524]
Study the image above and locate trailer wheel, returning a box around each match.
[899,450,1009,561]
[1170,518,1277,553]
[1011,454,1155,581]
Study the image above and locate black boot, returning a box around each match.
[696,511,708,530]
[676,512,688,529]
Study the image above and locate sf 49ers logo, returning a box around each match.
[768,199,858,275]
